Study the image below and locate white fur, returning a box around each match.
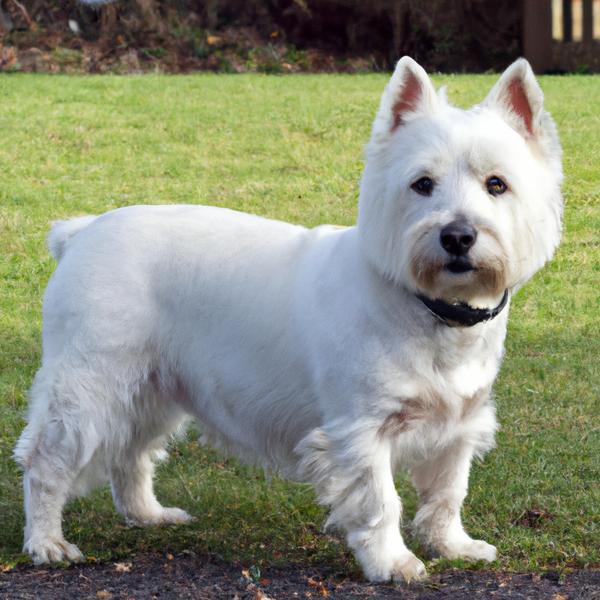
[14,57,562,581]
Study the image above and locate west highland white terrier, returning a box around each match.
[15,57,562,582]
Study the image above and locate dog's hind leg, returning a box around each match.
[109,445,192,527]
[108,386,192,527]
[14,364,102,564]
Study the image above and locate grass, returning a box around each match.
[0,72,598,576]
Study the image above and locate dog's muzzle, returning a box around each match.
[416,289,509,327]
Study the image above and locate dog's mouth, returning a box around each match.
[444,257,475,274]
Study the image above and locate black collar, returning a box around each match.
[416,289,509,328]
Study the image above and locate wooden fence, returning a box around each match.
[524,0,600,71]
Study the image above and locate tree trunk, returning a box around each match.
[135,0,166,34]
[0,2,14,33]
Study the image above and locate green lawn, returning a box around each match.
[0,73,598,575]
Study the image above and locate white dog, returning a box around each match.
[14,57,562,582]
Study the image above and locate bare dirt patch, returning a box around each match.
[1,554,598,599]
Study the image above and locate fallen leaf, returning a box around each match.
[306,577,328,597]
[96,591,112,599]
[513,507,554,528]
[114,562,132,573]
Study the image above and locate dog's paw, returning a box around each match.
[441,539,497,562]
[126,506,194,527]
[24,537,84,565]
[390,553,427,583]
[159,507,195,524]
[364,551,427,583]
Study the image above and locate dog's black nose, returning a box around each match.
[440,221,477,256]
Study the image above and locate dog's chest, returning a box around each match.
[438,352,498,399]
[378,341,500,464]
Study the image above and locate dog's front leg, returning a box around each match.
[411,439,497,562]
[298,427,426,583]
[344,460,427,583]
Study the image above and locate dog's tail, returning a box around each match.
[47,216,98,261]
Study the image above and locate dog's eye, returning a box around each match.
[411,177,435,196]
[486,176,507,196]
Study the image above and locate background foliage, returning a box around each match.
[0,0,521,73]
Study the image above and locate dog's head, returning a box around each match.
[358,57,563,309]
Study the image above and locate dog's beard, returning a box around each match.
[410,253,507,307]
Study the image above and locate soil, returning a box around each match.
[1,554,598,600]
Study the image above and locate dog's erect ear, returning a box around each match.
[372,57,438,139]
[483,59,545,139]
